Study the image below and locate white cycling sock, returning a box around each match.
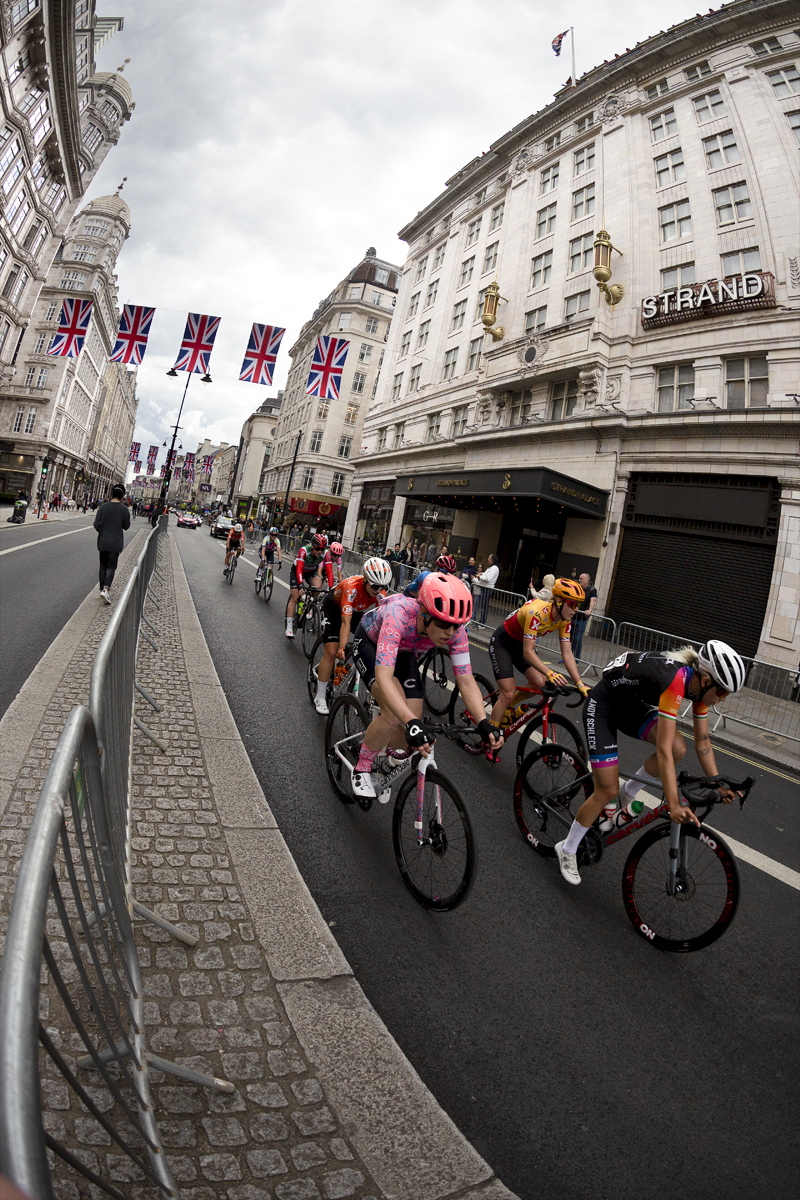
[316,678,327,699]
[624,765,661,799]
[286,618,293,631]
[563,819,588,856]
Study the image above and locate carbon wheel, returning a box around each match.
[302,603,320,657]
[447,673,496,755]
[307,636,334,708]
[324,693,369,806]
[513,744,592,857]
[515,711,586,771]
[421,647,454,716]
[622,824,740,952]
[393,768,476,911]
[263,569,273,603]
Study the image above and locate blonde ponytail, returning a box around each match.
[668,644,700,667]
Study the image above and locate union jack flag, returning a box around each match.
[146,463,156,475]
[552,29,569,55]
[110,304,156,365]
[201,455,214,476]
[184,453,195,479]
[239,322,285,386]
[160,465,167,477]
[306,335,349,401]
[147,444,159,462]
[134,460,142,474]
[173,312,221,374]
[48,298,93,358]
[129,442,141,463]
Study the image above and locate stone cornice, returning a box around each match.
[47,0,83,197]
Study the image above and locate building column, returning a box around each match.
[756,481,800,669]
[386,494,407,549]
[595,469,630,613]
[342,483,362,548]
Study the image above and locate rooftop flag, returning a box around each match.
[552,29,569,55]
[47,298,93,358]
[111,304,155,364]
[129,441,141,463]
[240,322,285,386]
[306,335,349,401]
[173,312,221,374]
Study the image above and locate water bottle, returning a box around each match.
[613,797,644,829]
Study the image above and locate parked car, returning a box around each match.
[211,515,235,538]
[177,512,201,529]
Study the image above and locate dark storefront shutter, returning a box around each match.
[608,527,775,658]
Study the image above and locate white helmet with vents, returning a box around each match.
[362,557,393,587]
[697,640,746,693]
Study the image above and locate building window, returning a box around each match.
[338,313,351,330]
[71,243,96,262]
[525,306,547,333]
[23,219,46,255]
[703,130,740,168]
[424,280,438,308]
[568,232,594,272]
[750,37,781,56]
[540,162,559,194]
[693,89,726,121]
[551,380,578,420]
[713,182,751,226]
[657,364,694,411]
[530,250,553,288]
[483,241,498,273]
[25,366,35,386]
[466,217,482,246]
[442,347,458,381]
[8,47,31,81]
[391,373,403,400]
[83,220,109,237]
[82,124,103,152]
[407,363,422,393]
[399,331,411,357]
[344,403,359,424]
[661,262,696,289]
[416,320,430,349]
[646,79,670,100]
[349,285,361,299]
[721,247,761,277]
[375,267,389,284]
[649,108,677,141]
[467,337,482,371]
[393,423,405,449]
[3,264,29,304]
[452,406,469,436]
[659,199,691,241]
[490,202,505,231]
[685,60,712,81]
[571,183,595,219]
[509,389,532,426]
[408,292,420,318]
[575,112,593,133]
[34,332,46,353]
[537,203,557,238]
[371,291,383,306]
[338,436,352,458]
[725,356,768,408]
[564,291,591,321]
[309,430,323,452]
[433,243,446,270]
[24,406,36,433]
[766,66,800,96]
[317,400,329,420]
[13,404,25,431]
[377,427,387,451]
[788,110,800,145]
[365,316,379,334]
[459,257,475,287]
[425,412,441,442]
[474,187,487,205]
[654,148,685,186]
[358,342,372,362]
[331,471,345,497]
[0,319,11,357]
[36,367,48,388]
[544,132,561,152]
[451,299,468,332]
[573,143,595,175]
[351,371,366,394]
[371,373,380,398]
[301,468,315,491]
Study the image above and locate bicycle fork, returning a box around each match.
[667,821,687,897]
[416,751,440,845]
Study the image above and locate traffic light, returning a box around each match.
[40,457,50,478]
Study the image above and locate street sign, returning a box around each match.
[199,483,211,492]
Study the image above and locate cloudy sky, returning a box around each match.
[85,0,707,469]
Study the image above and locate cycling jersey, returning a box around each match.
[294,543,334,588]
[358,594,471,674]
[260,535,281,560]
[601,651,708,723]
[330,575,383,616]
[503,598,571,643]
[227,530,243,547]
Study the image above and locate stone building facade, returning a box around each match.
[0,0,133,500]
[346,0,799,667]
[262,249,401,533]
[229,392,281,520]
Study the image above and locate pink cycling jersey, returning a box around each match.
[359,594,472,675]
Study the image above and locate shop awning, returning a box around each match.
[395,466,608,518]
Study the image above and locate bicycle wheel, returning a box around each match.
[393,767,476,911]
[345,668,376,724]
[421,647,454,716]
[254,569,263,596]
[227,556,236,584]
[307,636,331,707]
[447,673,495,727]
[513,744,592,857]
[263,568,273,603]
[515,711,585,771]
[622,824,740,952]
[302,601,321,657]
[325,693,370,806]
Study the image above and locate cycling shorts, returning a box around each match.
[583,679,659,770]
[352,624,423,700]
[290,564,317,590]
[261,550,276,563]
[320,594,344,645]
[488,627,531,681]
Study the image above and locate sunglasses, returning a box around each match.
[431,617,458,632]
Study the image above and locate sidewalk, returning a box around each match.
[0,501,92,524]
[0,525,518,1200]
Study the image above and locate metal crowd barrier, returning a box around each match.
[471,585,527,630]
[533,613,619,678]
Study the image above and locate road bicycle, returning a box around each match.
[513,741,755,952]
[419,646,454,716]
[254,559,278,603]
[307,637,376,718]
[448,677,585,767]
[324,696,477,911]
[225,548,242,585]
[293,584,328,657]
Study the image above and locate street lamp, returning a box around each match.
[593,224,624,306]
[156,367,212,517]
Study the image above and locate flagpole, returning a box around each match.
[570,27,576,88]
[280,430,303,527]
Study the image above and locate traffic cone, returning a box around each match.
[42,504,48,520]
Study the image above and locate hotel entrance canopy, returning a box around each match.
[395,467,608,519]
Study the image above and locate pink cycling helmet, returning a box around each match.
[418,572,473,625]
[330,542,343,556]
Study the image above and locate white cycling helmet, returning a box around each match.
[234,523,243,532]
[363,557,393,587]
[696,639,746,693]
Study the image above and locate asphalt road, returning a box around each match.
[181,527,798,1200]
[0,510,139,717]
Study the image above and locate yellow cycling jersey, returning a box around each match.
[503,598,571,643]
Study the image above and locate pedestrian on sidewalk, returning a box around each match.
[93,483,130,604]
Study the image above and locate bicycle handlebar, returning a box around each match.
[678,771,755,809]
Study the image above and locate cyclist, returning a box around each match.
[258,527,283,581]
[223,523,245,575]
[487,578,590,728]
[555,640,746,886]
[329,540,344,584]
[285,532,334,638]
[313,557,393,714]
[403,553,458,598]
[349,573,501,800]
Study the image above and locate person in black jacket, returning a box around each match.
[93,483,131,604]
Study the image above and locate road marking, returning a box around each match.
[243,554,289,588]
[681,729,799,784]
[0,525,94,555]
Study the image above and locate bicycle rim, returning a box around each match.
[448,673,495,754]
[622,824,740,952]
[422,648,454,716]
[392,768,476,911]
[302,607,319,657]
[264,572,273,602]
[324,694,369,805]
[515,711,585,771]
[307,636,327,706]
[513,744,591,857]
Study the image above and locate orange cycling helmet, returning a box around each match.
[551,578,585,603]
[419,572,473,625]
